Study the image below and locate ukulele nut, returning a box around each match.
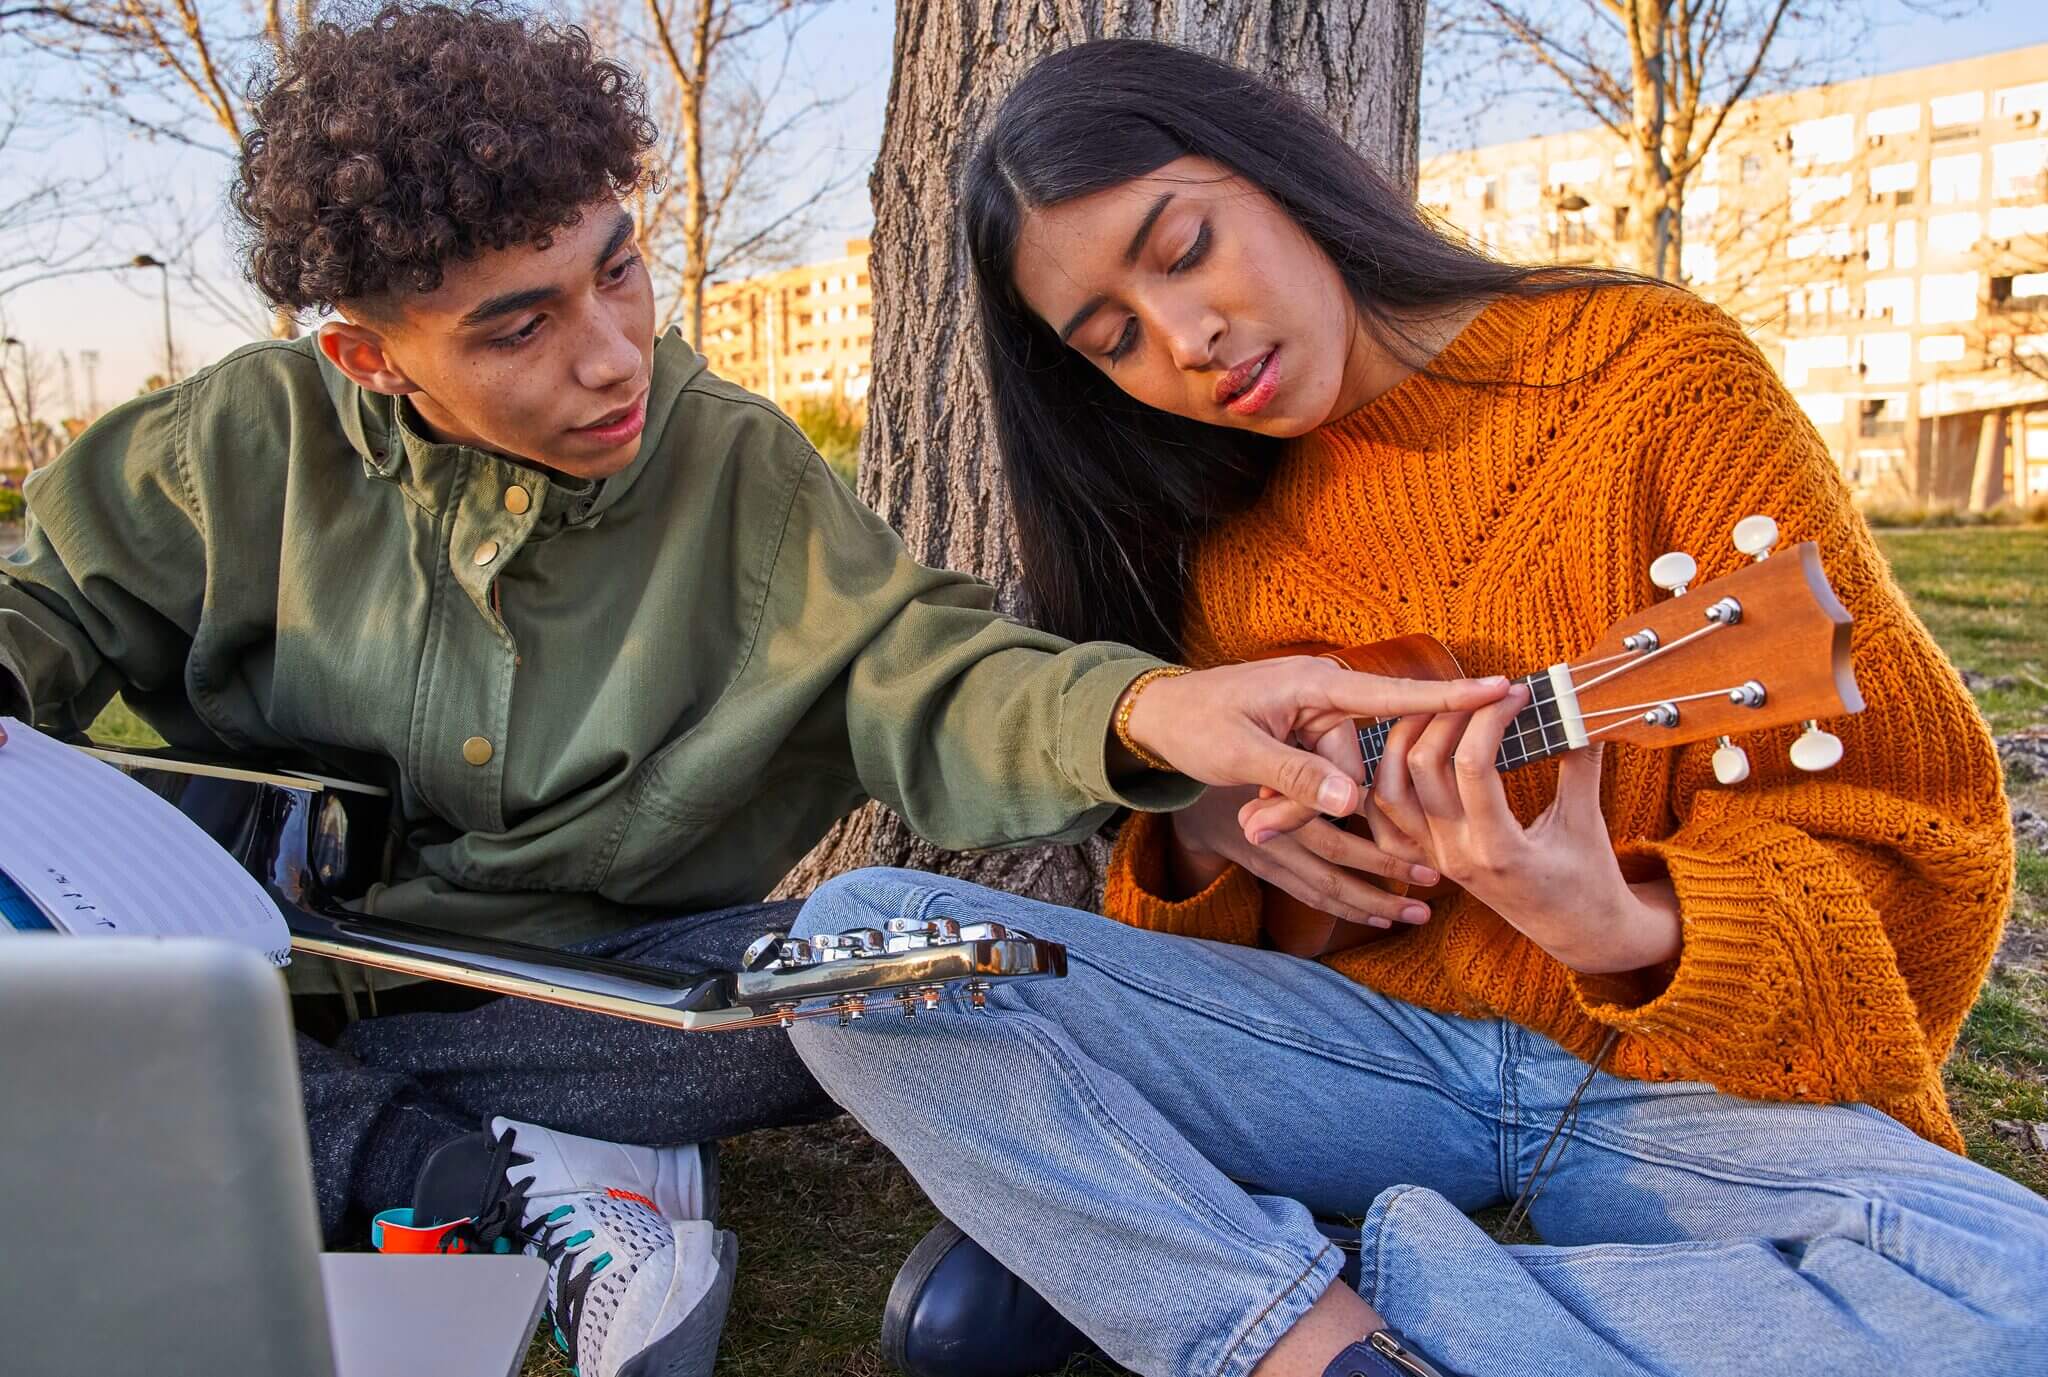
[1704,597,1742,625]
[1643,702,1681,728]
[1727,680,1767,708]
[1622,629,1660,653]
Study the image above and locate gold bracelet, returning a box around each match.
[1114,665,1192,773]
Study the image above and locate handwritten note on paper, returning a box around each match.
[0,719,292,964]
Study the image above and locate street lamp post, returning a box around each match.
[1,335,33,468]
[130,254,176,384]
[1547,190,1591,261]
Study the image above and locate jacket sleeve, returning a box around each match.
[0,386,207,736]
[1569,307,2011,1123]
[754,449,1202,852]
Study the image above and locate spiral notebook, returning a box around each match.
[0,716,291,962]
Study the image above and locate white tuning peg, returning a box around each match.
[1733,514,1779,561]
[1712,735,1752,785]
[1789,720,1844,773]
[1649,551,1698,597]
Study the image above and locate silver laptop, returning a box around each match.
[0,937,546,1377]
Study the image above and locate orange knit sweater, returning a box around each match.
[1102,285,2013,1150]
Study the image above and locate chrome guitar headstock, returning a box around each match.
[735,917,1063,1028]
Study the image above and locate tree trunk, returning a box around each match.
[771,0,1427,907]
[1624,0,1675,278]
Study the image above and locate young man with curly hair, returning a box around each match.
[0,5,1501,1372]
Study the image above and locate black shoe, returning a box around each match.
[879,1216,1365,1377]
[881,1220,1095,1377]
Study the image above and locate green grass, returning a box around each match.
[1882,529,2048,1200]
[1877,528,2048,734]
[46,525,2048,1370]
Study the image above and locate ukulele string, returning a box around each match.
[1566,620,1729,695]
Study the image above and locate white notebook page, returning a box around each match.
[0,719,292,964]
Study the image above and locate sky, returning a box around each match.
[2,0,2044,406]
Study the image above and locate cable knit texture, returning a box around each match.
[1103,285,2013,1150]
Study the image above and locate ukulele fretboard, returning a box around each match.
[1355,671,1572,790]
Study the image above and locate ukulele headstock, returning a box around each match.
[1562,515,1863,777]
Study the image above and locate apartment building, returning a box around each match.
[1419,44,2048,504]
[698,239,873,406]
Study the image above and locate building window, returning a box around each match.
[1931,91,1986,129]
[1784,335,1849,385]
[1790,173,1850,222]
[1920,271,1981,324]
[1920,333,1967,363]
[1859,396,1907,438]
[1865,276,1916,325]
[1997,82,2048,121]
[1930,153,1982,204]
[1928,211,1982,256]
[1992,139,2048,200]
[1866,103,1922,139]
[1546,156,1601,188]
[1990,204,2048,238]
[1612,205,1631,237]
[1868,161,1917,197]
[1994,272,2048,305]
[1790,114,1855,165]
[1794,391,1846,424]
[1857,333,1911,385]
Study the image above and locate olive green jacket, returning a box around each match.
[0,332,1192,987]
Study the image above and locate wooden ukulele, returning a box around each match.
[1262,515,1865,959]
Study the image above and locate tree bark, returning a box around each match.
[772,0,1427,907]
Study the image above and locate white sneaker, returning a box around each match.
[488,1115,717,1223]
[392,1117,737,1377]
[487,1118,734,1377]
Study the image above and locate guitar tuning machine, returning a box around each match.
[1733,514,1779,562]
[836,994,868,1026]
[1790,720,1844,773]
[1649,551,1698,598]
[1712,735,1752,785]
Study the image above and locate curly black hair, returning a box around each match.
[233,2,658,313]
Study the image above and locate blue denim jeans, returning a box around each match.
[788,868,2048,1377]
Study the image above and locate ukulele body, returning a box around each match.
[1261,634,1466,961]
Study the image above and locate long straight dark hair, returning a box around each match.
[966,39,1643,658]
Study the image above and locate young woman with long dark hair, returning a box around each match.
[787,39,2044,1377]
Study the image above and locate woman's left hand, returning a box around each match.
[1243,683,1682,975]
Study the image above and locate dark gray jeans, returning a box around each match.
[295,900,834,1245]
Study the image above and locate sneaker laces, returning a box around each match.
[460,1124,617,1361]
[439,1123,540,1255]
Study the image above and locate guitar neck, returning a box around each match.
[1355,669,1576,789]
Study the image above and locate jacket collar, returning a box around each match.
[321,327,705,522]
